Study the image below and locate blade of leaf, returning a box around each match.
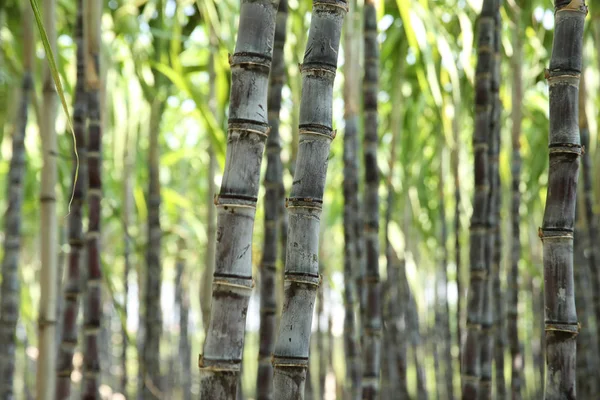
[29,0,78,214]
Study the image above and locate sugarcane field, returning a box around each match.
[0,0,596,399]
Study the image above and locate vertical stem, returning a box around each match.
[83,0,104,396]
[143,97,164,398]
[342,1,362,398]
[199,1,279,397]
[479,1,501,397]
[55,1,88,397]
[437,148,454,399]
[453,100,462,378]
[37,0,60,394]
[491,2,505,397]
[176,240,192,400]
[256,2,288,399]
[0,3,33,397]
[122,116,134,398]
[508,4,523,399]
[362,2,381,397]
[272,2,347,398]
[577,70,599,397]
[579,65,600,357]
[541,1,586,398]
[461,1,495,398]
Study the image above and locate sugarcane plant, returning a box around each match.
[0,3,33,397]
[508,2,523,398]
[56,0,88,397]
[461,0,495,397]
[342,0,362,397]
[198,1,279,397]
[256,1,288,399]
[271,1,347,398]
[361,1,381,398]
[176,239,192,400]
[491,3,506,397]
[579,64,600,358]
[37,0,60,395]
[540,0,586,398]
[479,1,501,396]
[83,0,103,397]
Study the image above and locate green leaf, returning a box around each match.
[29,0,78,213]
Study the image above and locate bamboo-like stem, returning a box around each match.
[256,2,288,399]
[83,0,103,397]
[384,45,409,400]
[508,4,523,399]
[362,2,381,397]
[541,1,587,398]
[342,1,362,397]
[121,101,134,398]
[407,289,428,400]
[574,201,597,398]
[176,239,192,400]
[55,1,88,397]
[479,2,501,397]
[579,67,600,358]
[37,0,60,394]
[576,71,599,397]
[491,4,506,398]
[143,96,164,398]
[271,2,347,398]
[461,1,495,398]
[453,102,462,377]
[0,4,33,397]
[437,148,454,400]
[199,1,279,397]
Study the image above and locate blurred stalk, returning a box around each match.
[55,0,88,397]
[0,3,34,397]
[37,0,60,394]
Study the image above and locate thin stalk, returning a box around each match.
[342,1,362,397]
[199,1,279,396]
[256,2,288,399]
[362,2,381,397]
[55,1,88,396]
[574,203,596,398]
[491,3,506,397]
[461,1,495,398]
[37,0,60,394]
[176,240,192,400]
[122,116,134,398]
[437,148,454,399]
[541,1,587,398]
[579,66,600,357]
[0,4,33,397]
[577,70,599,396]
[407,289,428,400]
[143,97,164,398]
[271,2,347,398]
[508,3,523,398]
[453,100,462,376]
[83,0,104,396]
[383,42,409,400]
[479,1,501,397]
